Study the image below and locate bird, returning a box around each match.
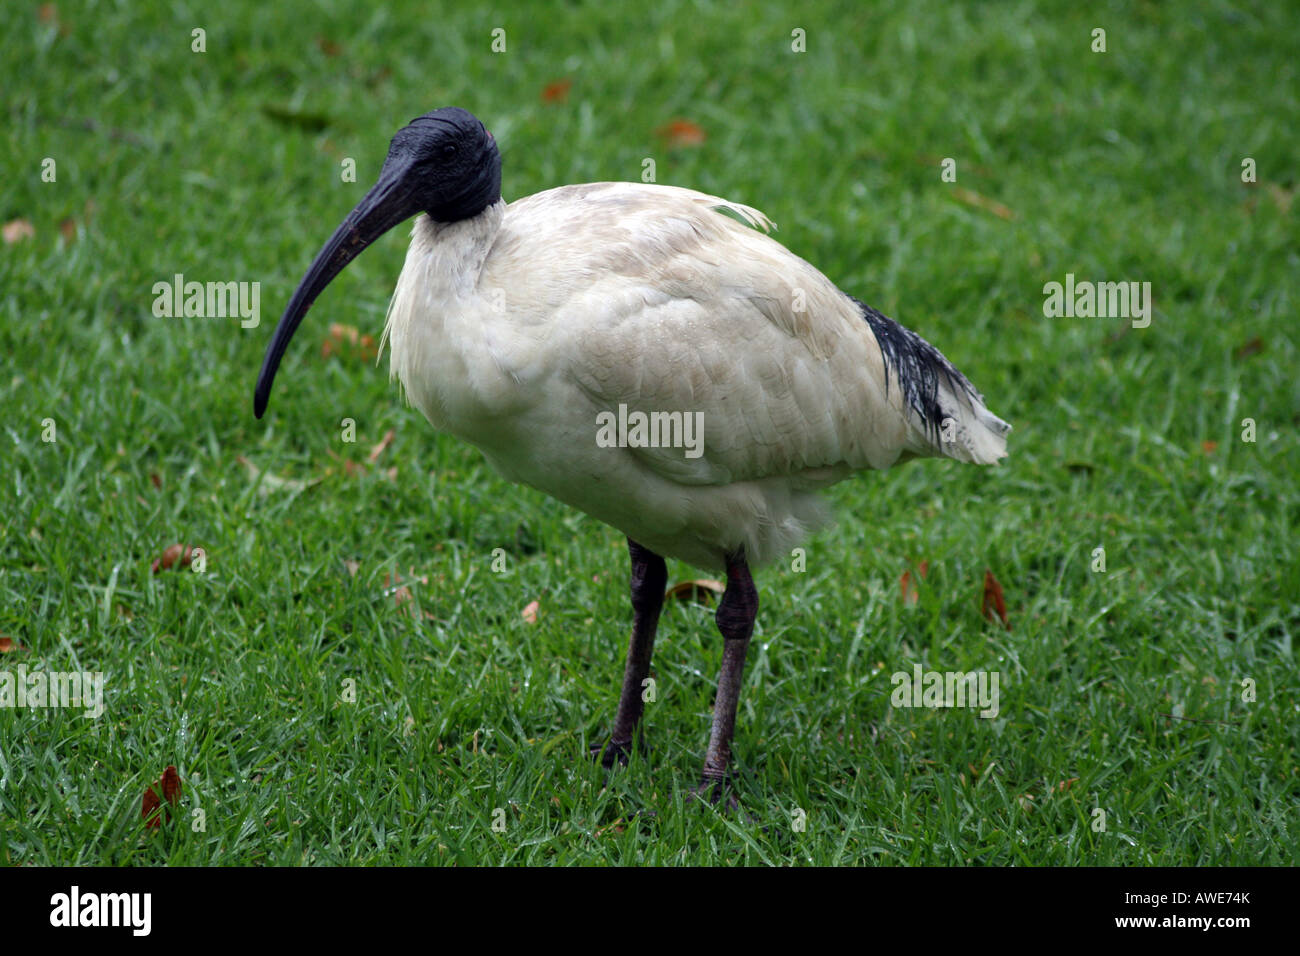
[253,106,1010,807]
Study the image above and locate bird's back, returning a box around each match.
[490,183,1009,465]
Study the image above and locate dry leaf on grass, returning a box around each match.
[657,119,706,148]
[541,79,572,103]
[142,765,182,829]
[320,323,376,362]
[899,560,930,605]
[521,599,540,623]
[382,569,428,605]
[381,569,435,619]
[981,569,1010,629]
[665,579,725,606]
[367,429,396,463]
[151,543,193,574]
[3,220,35,244]
[237,455,322,495]
[1233,336,1264,360]
[951,188,1016,221]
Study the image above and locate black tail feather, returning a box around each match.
[848,295,980,442]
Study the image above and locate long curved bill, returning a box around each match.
[253,163,418,419]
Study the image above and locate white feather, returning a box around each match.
[382,182,1008,570]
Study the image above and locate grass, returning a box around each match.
[1,0,1296,865]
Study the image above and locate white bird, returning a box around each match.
[254,107,1010,806]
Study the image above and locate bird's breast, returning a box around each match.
[382,202,540,441]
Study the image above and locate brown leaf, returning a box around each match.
[151,543,192,574]
[899,560,930,605]
[141,784,162,829]
[142,766,182,829]
[58,217,77,242]
[951,188,1016,221]
[541,78,572,103]
[1200,440,1219,454]
[149,472,162,490]
[237,454,322,495]
[383,571,413,606]
[161,765,182,806]
[981,569,1010,629]
[1055,777,1079,793]
[367,429,396,463]
[382,569,429,615]
[521,599,540,623]
[664,579,725,606]
[0,637,23,653]
[321,323,376,362]
[1233,337,1264,360]
[657,119,706,148]
[3,219,35,244]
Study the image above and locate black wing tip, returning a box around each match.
[848,295,977,441]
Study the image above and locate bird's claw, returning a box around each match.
[686,774,741,813]
[589,738,639,769]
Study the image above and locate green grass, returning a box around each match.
[1,0,1296,865]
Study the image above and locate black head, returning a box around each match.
[384,107,501,223]
[253,107,501,418]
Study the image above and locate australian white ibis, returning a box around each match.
[254,107,1010,806]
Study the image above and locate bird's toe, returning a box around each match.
[590,738,638,768]
[686,776,741,813]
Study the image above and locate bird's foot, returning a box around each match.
[686,773,740,813]
[589,737,643,769]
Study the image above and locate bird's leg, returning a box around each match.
[693,551,758,808]
[591,538,667,768]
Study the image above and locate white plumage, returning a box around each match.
[382,182,1009,570]
[254,108,1010,804]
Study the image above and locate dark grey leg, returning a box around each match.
[695,551,758,806]
[591,538,667,767]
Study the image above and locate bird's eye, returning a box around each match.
[442,144,458,158]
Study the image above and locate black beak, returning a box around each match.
[253,160,420,419]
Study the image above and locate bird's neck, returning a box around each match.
[418,199,506,290]
[381,199,514,433]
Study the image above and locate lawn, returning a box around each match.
[1,0,1296,865]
